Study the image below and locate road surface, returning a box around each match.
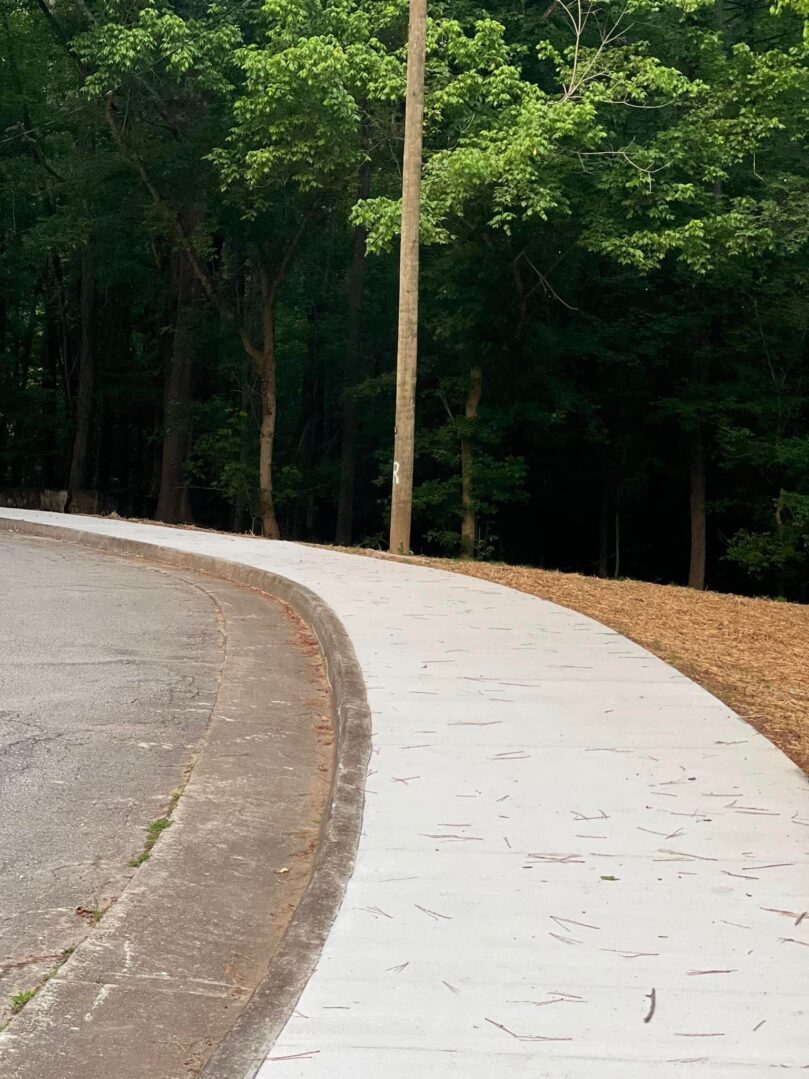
[0,532,332,1079]
[0,533,223,1015]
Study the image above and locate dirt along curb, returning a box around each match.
[0,520,372,1079]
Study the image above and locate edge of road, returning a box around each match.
[0,517,372,1079]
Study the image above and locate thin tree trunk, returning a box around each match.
[49,255,71,418]
[257,279,280,539]
[688,428,707,589]
[258,362,279,538]
[0,296,6,480]
[335,151,371,546]
[292,304,322,539]
[156,246,198,524]
[460,365,483,558]
[15,287,39,393]
[335,365,358,545]
[598,473,610,578]
[291,309,315,538]
[232,373,252,532]
[9,285,41,483]
[67,250,94,496]
[244,258,299,541]
[42,262,64,488]
[613,485,621,580]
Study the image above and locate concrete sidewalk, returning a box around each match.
[2,510,807,1078]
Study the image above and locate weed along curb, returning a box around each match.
[128,812,174,869]
[4,948,75,1026]
[0,518,372,1079]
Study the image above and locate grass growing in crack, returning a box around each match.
[6,945,79,1021]
[128,816,173,868]
[9,990,35,1014]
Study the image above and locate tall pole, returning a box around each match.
[389,0,427,554]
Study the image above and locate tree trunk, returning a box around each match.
[155,249,198,525]
[50,256,71,418]
[0,297,6,479]
[335,152,371,546]
[688,428,707,589]
[67,250,94,496]
[236,253,302,541]
[613,483,622,579]
[290,305,321,538]
[460,365,483,558]
[42,260,65,488]
[257,288,280,539]
[598,472,610,578]
[258,359,279,539]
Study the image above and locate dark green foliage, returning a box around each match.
[0,0,806,597]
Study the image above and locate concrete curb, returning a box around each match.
[0,519,371,1079]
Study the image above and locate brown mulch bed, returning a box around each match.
[338,547,809,778]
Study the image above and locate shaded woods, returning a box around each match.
[1,0,807,598]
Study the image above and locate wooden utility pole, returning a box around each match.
[389,0,427,554]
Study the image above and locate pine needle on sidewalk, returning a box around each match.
[342,548,809,778]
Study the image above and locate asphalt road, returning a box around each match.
[0,528,333,1079]
[0,533,223,1016]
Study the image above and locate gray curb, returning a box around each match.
[0,519,372,1079]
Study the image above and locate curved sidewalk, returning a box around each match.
[1,510,807,1078]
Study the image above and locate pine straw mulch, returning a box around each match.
[335,547,809,778]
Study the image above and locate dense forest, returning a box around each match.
[1,0,807,598]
